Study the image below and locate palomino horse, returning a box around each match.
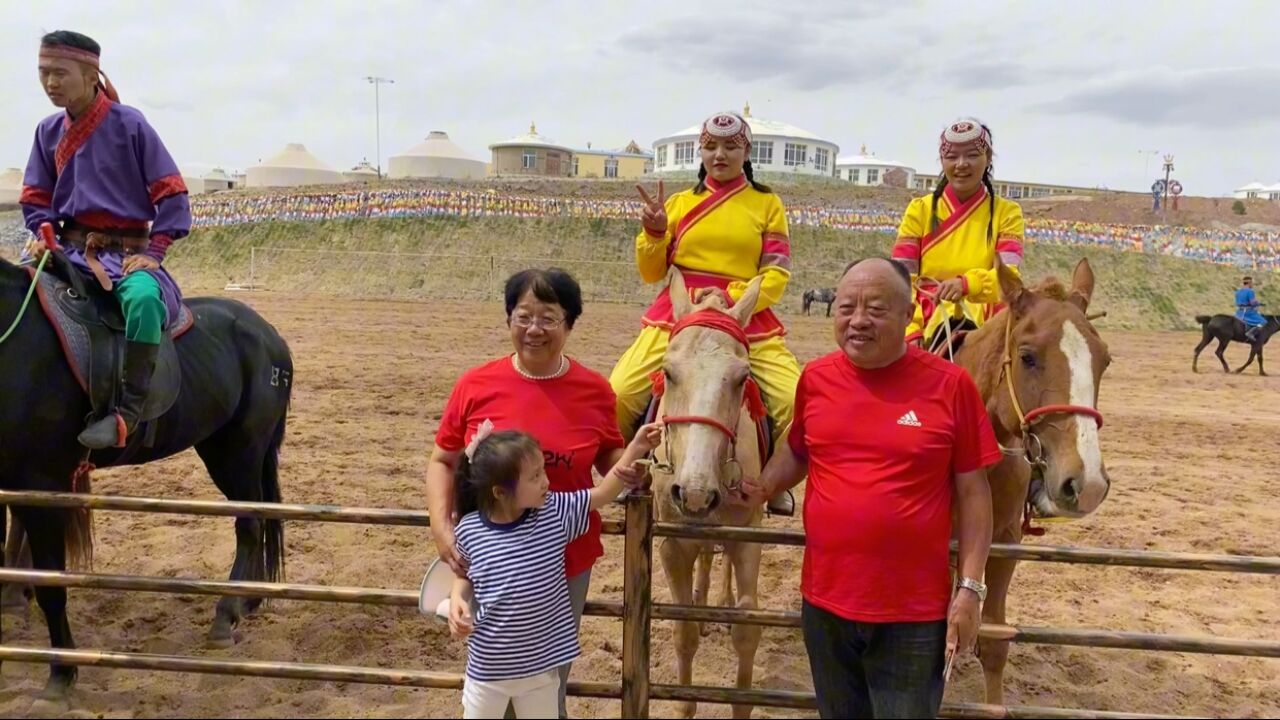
[952,258,1112,704]
[0,250,291,705]
[646,268,768,719]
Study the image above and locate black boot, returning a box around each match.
[78,341,158,450]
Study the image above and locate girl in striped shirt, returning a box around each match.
[449,419,662,719]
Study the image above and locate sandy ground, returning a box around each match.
[0,294,1276,718]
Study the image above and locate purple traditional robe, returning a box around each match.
[20,90,190,324]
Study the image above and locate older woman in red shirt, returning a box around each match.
[426,268,638,719]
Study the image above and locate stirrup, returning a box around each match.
[77,412,128,450]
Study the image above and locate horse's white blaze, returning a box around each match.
[1060,321,1105,484]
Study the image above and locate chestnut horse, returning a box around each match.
[953,258,1113,703]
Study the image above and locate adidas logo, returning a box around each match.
[896,411,922,427]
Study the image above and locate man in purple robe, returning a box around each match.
[20,30,192,450]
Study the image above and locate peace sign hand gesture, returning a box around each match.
[637,180,667,236]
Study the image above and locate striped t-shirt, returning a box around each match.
[454,489,591,681]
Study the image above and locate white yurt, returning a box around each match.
[389,131,485,179]
[835,146,917,188]
[0,167,23,204]
[202,167,234,192]
[246,143,344,187]
[344,159,381,183]
[651,103,840,177]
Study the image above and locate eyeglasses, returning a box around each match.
[510,314,565,330]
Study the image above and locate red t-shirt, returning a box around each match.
[436,356,625,578]
[789,346,1001,622]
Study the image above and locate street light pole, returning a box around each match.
[1161,154,1175,218]
[364,76,394,178]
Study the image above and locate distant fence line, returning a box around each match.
[187,186,1277,270]
[2,186,1278,271]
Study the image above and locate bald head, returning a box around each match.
[840,257,913,309]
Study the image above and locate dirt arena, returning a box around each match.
[0,293,1276,718]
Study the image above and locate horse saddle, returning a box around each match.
[927,318,977,360]
[28,261,193,440]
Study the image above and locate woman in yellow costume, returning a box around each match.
[893,118,1026,351]
[611,110,800,515]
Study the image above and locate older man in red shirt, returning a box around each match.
[747,257,996,719]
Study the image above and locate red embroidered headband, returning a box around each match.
[700,112,753,149]
[939,117,991,157]
[39,43,119,102]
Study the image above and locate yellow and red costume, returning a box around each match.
[610,118,800,442]
[892,119,1026,345]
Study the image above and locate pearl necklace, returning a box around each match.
[512,354,569,381]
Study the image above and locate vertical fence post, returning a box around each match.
[621,490,653,719]
[249,246,257,289]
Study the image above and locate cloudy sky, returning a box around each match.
[2,0,1277,195]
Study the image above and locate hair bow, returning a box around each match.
[464,419,495,461]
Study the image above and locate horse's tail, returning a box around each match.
[260,398,289,585]
[1196,315,1213,325]
[65,461,95,571]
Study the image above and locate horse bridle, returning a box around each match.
[646,310,757,493]
[999,310,1104,471]
[652,411,746,492]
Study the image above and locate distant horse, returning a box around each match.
[953,259,1113,704]
[801,287,835,316]
[0,251,292,705]
[1193,314,1279,376]
[645,268,767,719]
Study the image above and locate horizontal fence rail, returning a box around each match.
[646,682,1194,719]
[2,568,1275,659]
[3,490,1275,575]
[0,647,1196,720]
[0,490,628,536]
[649,521,1280,574]
[0,490,433,527]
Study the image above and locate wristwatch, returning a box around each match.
[958,576,987,603]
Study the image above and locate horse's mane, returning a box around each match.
[1029,277,1070,301]
[689,289,735,313]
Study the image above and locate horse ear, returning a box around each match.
[669,267,693,321]
[730,275,763,328]
[1069,257,1095,312]
[997,258,1029,315]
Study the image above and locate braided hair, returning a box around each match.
[695,160,772,194]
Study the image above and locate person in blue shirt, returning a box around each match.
[1236,276,1266,343]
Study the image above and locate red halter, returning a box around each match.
[649,310,767,452]
[1000,313,1106,536]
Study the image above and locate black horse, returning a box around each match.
[0,253,292,704]
[1193,314,1280,376]
[802,287,836,316]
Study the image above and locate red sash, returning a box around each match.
[642,270,785,341]
[644,173,784,341]
[665,173,749,264]
[55,91,113,176]
[921,183,988,258]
